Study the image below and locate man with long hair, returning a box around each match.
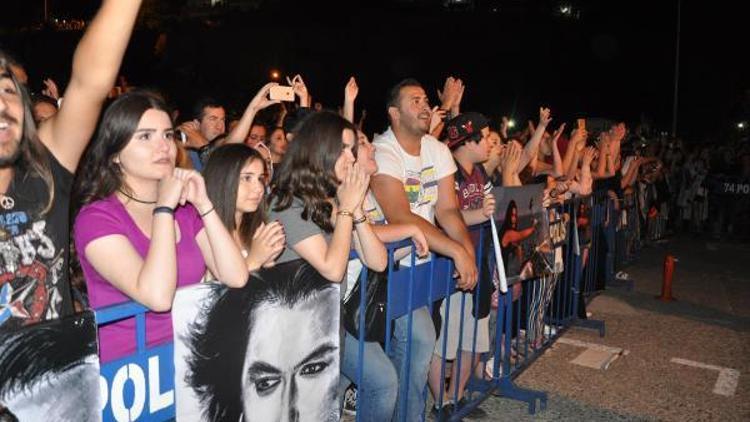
[0,0,144,330]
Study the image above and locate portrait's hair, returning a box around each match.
[185,260,335,421]
[192,97,223,121]
[0,51,55,215]
[0,311,97,400]
[203,144,267,251]
[385,78,423,112]
[501,200,519,233]
[73,90,172,209]
[269,111,358,232]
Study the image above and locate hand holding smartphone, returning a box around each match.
[269,85,295,102]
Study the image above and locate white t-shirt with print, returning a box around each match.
[367,127,457,224]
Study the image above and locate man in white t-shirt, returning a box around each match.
[369,78,478,421]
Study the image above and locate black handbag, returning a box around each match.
[343,268,389,343]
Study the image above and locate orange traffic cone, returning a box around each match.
[658,254,676,302]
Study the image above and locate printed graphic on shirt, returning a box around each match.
[404,166,438,210]
[0,212,64,329]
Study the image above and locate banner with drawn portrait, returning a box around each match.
[491,184,554,282]
[172,260,340,422]
[0,311,101,421]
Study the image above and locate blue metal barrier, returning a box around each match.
[96,302,176,422]
[94,192,629,421]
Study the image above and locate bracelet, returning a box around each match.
[200,206,215,218]
[153,206,174,216]
[353,215,367,225]
[337,210,354,219]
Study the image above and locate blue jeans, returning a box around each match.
[341,332,398,422]
[388,306,437,422]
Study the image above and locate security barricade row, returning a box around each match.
[86,188,628,422]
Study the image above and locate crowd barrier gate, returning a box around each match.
[96,190,635,421]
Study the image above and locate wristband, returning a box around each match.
[200,206,215,218]
[153,206,174,216]
[353,215,367,225]
[337,210,354,219]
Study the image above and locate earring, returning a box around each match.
[238,413,244,422]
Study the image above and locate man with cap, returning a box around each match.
[427,112,495,418]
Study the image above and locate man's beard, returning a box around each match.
[0,144,21,167]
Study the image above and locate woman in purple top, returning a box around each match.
[73,91,248,362]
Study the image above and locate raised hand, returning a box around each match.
[249,82,281,113]
[437,76,464,111]
[611,123,627,143]
[551,122,566,144]
[582,146,597,166]
[42,78,60,100]
[501,140,522,175]
[429,106,446,133]
[177,121,208,149]
[570,127,588,151]
[344,76,359,103]
[538,107,552,128]
[286,74,310,107]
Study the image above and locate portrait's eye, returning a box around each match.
[254,376,281,395]
[299,361,329,377]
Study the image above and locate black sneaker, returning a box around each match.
[343,385,357,416]
[431,402,454,422]
[454,397,487,419]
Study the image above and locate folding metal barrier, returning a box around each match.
[94,192,629,421]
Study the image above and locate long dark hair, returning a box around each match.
[74,90,172,208]
[186,260,337,421]
[0,53,55,215]
[269,111,358,232]
[203,144,267,250]
[501,200,518,233]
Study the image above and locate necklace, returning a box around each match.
[118,189,157,205]
[0,194,14,210]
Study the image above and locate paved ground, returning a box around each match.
[468,235,750,421]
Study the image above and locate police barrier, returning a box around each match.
[94,189,628,421]
[96,302,175,422]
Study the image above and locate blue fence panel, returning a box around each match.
[96,302,176,422]
[92,192,635,421]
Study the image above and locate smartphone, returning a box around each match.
[577,118,586,130]
[269,85,295,102]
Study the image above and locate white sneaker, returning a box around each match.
[484,357,503,379]
[343,385,357,416]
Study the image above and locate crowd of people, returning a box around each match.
[3,1,746,421]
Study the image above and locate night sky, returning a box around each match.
[1,0,747,142]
